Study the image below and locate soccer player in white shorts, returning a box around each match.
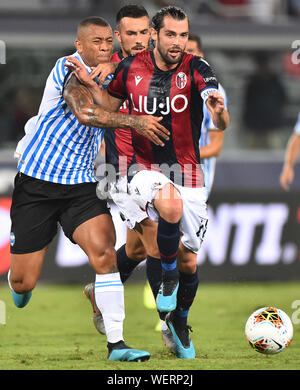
[66,6,229,359]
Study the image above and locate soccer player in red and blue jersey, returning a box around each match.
[66,5,229,359]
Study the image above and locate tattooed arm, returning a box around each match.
[63,75,169,146]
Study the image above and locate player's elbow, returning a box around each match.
[76,111,88,125]
[75,106,92,126]
[214,146,222,156]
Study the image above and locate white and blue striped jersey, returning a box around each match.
[15,52,107,185]
[200,84,227,198]
[294,111,300,134]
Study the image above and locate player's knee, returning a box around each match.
[89,245,117,274]
[155,184,183,223]
[158,199,183,223]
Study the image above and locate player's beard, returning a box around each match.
[124,44,147,57]
[156,43,184,66]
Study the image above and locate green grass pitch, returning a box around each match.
[0,281,299,370]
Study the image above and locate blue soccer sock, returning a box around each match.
[157,217,180,281]
[174,271,199,327]
[117,244,140,283]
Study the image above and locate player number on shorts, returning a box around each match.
[196,218,208,241]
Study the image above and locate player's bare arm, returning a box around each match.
[280,133,300,191]
[199,130,224,159]
[63,74,170,146]
[206,91,229,131]
[65,56,119,110]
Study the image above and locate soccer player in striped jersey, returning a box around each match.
[8,16,169,362]
[82,4,175,352]
[186,34,226,199]
[66,6,229,359]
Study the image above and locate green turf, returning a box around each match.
[0,281,299,370]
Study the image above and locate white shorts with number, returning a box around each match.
[129,170,208,253]
[106,176,148,230]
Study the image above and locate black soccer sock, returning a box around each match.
[146,255,162,300]
[174,271,199,327]
[157,216,180,281]
[117,244,139,283]
[146,255,166,321]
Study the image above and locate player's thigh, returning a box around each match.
[73,213,116,260]
[10,247,47,292]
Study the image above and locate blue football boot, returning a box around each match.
[156,278,179,312]
[108,341,150,362]
[8,270,32,308]
[165,312,195,359]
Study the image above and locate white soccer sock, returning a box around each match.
[94,272,125,344]
[7,269,13,291]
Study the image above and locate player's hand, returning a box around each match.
[135,116,170,147]
[279,166,294,191]
[206,92,225,115]
[90,62,118,86]
[64,56,96,88]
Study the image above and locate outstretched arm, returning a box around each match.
[63,74,169,146]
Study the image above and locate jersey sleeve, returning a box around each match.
[51,57,69,92]
[294,111,300,134]
[191,57,219,103]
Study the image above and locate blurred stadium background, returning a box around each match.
[0,0,300,285]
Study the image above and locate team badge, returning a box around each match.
[10,232,15,247]
[176,72,187,89]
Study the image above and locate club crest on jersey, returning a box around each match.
[10,232,15,247]
[176,72,187,89]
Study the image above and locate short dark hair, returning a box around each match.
[189,33,202,51]
[78,16,110,30]
[151,6,188,32]
[116,4,149,26]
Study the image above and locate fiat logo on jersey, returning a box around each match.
[176,72,187,89]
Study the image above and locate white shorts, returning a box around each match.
[106,176,148,230]
[129,170,208,253]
